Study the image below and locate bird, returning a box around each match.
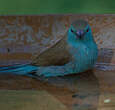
[0,19,98,77]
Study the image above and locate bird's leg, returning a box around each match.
[35,61,76,77]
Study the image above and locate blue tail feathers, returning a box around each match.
[0,64,38,77]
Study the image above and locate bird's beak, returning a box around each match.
[76,30,85,39]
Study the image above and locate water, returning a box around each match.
[0,69,114,110]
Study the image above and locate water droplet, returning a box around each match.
[104,99,111,103]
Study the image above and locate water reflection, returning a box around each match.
[0,70,100,110]
[38,70,100,110]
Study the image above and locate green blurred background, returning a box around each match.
[0,0,115,15]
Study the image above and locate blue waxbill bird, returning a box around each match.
[0,19,98,77]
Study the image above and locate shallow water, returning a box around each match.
[0,68,115,110]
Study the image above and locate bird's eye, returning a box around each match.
[86,28,89,32]
[71,29,74,33]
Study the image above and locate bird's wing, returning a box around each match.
[31,35,72,66]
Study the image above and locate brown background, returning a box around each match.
[0,15,115,65]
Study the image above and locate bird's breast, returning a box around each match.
[68,42,98,68]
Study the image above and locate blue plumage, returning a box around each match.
[0,19,98,77]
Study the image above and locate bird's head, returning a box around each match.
[68,19,94,43]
